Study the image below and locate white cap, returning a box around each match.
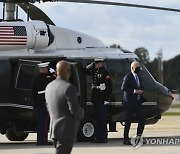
[37,62,50,68]
[94,58,104,63]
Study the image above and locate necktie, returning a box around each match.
[135,75,140,100]
[135,75,140,88]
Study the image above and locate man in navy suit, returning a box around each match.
[121,61,146,145]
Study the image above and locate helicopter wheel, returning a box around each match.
[76,116,96,142]
[5,128,28,141]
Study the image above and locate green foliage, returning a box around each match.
[146,54,180,92]
[145,58,158,81]
[109,44,121,49]
[171,103,180,108]
[163,55,180,92]
[134,47,150,64]
[163,112,180,116]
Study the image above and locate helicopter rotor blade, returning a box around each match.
[1,0,180,13]
[43,0,180,13]
[0,0,33,3]
[18,3,55,25]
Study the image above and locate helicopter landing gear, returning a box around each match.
[5,128,28,141]
[77,116,96,142]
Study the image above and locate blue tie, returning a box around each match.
[135,75,140,88]
[135,75,140,100]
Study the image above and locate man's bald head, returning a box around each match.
[131,61,140,74]
[56,60,71,80]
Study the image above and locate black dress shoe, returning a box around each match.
[123,140,131,145]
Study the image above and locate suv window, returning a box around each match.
[16,64,35,90]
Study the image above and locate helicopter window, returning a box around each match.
[16,64,35,90]
[83,60,94,102]
[107,59,125,102]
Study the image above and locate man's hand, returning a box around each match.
[135,89,144,95]
[49,68,55,74]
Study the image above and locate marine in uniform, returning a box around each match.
[32,62,55,145]
[84,58,112,143]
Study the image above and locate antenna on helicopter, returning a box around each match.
[2,2,5,20]
[27,2,30,21]
[15,4,18,20]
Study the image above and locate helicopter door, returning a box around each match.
[69,62,86,109]
[11,59,40,119]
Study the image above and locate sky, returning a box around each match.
[1,0,180,60]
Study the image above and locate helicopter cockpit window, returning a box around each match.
[16,64,35,90]
[139,65,156,87]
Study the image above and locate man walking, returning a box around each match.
[45,60,84,154]
[121,61,146,145]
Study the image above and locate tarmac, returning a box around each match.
[0,115,180,154]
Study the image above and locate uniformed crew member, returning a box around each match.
[84,58,112,143]
[32,62,55,145]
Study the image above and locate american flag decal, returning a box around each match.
[0,26,27,45]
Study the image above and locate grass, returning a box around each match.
[171,103,180,108]
[163,112,180,116]
[162,101,180,116]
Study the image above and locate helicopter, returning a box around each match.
[0,0,175,142]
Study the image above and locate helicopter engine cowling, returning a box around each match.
[0,20,53,51]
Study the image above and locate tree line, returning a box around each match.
[110,44,180,92]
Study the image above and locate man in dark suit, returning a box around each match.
[121,61,146,145]
[45,60,84,154]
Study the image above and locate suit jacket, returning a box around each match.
[45,76,84,140]
[121,72,144,105]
